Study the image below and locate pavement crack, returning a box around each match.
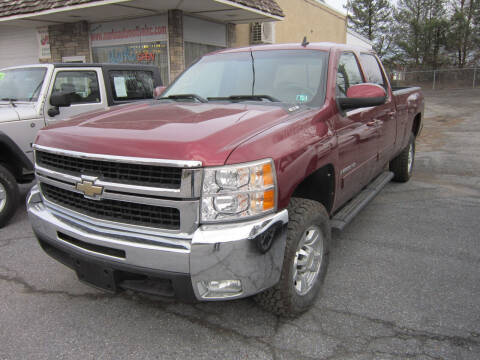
[123,293,324,360]
[0,238,13,248]
[0,264,114,300]
[0,235,36,248]
[322,306,480,350]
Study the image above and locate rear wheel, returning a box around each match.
[0,164,19,228]
[390,134,415,182]
[254,198,330,317]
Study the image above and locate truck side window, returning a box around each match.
[52,71,100,104]
[336,52,364,97]
[109,70,154,101]
[360,53,386,89]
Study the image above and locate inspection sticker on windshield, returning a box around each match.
[0,73,4,80]
[296,94,308,102]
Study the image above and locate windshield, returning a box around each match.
[0,67,47,102]
[164,50,328,105]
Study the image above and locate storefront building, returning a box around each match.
[235,0,347,47]
[0,0,346,83]
[0,0,284,82]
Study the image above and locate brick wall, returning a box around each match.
[168,9,185,83]
[48,21,91,63]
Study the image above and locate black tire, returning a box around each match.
[0,164,19,228]
[254,198,330,317]
[390,134,415,182]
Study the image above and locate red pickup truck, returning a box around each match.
[27,43,424,316]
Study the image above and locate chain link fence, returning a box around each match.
[390,68,479,90]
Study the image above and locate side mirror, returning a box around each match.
[154,86,166,98]
[50,92,72,108]
[337,83,386,111]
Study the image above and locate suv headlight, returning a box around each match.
[201,159,277,223]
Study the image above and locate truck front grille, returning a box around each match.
[41,183,180,230]
[36,150,182,188]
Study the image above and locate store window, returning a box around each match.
[92,42,168,85]
[184,42,225,67]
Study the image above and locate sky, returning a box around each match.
[325,0,348,14]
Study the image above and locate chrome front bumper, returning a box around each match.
[27,185,288,301]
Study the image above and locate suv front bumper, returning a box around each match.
[27,185,288,301]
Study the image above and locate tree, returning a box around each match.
[447,0,480,67]
[345,0,394,58]
[394,0,449,69]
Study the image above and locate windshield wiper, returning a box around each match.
[207,95,280,102]
[160,94,208,103]
[1,98,17,107]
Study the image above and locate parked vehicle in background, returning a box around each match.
[0,63,162,227]
[27,43,424,316]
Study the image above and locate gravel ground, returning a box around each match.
[1,89,479,360]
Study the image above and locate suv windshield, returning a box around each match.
[0,67,47,102]
[164,50,328,105]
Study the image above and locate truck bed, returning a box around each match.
[392,86,421,95]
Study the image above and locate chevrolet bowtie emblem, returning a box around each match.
[76,179,103,198]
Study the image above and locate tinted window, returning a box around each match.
[52,71,100,104]
[360,53,386,88]
[164,50,328,105]
[336,52,364,97]
[109,70,154,101]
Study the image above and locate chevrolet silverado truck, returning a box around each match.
[27,43,424,316]
[0,63,162,227]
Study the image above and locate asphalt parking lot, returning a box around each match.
[1,89,479,360]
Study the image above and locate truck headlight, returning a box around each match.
[201,159,277,223]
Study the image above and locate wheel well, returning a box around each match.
[291,164,335,214]
[0,142,24,181]
[412,113,421,137]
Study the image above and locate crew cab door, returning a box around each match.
[43,67,107,126]
[334,52,379,204]
[359,53,397,163]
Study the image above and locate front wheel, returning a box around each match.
[390,134,415,182]
[254,198,330,317]
[0,164,19,228]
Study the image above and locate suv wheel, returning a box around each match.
[254,198,330,317]
[0,164,19,228]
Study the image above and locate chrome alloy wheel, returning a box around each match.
[407,143,414,174]
[0,183,6,213]
[293,225,324,296]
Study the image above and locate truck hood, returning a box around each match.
[35,101,291,166]
[0,103,39,124]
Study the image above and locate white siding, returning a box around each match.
[346,30,373,50]
[0,26,39,68]
[183,16,226,47]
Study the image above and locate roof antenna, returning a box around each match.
[301,36,309,47]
